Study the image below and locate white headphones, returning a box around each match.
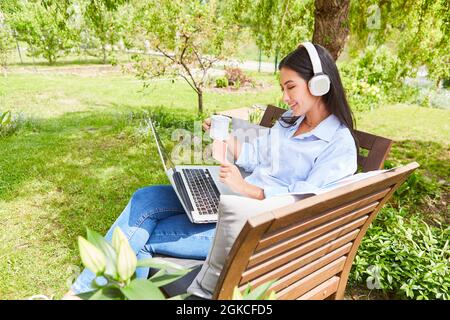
[299,42,331,96]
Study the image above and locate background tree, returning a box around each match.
[0,11,14,74]
[129,0,239,114]
[312,0,350,60]
[82,0,131,64]
[348,0,450,86]
[226,0,449,83]
[10,0,74,65]
[222,0,314,69]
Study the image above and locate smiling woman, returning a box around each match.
[277,43,358,150]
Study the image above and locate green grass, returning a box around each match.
[0,69,448,300]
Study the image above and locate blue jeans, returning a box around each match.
[71,185,216,294]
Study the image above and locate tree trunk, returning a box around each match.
[312,0,350,61]
[197,89,203,114]
[102,45,107,64]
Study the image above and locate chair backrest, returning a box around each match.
[258,105,393,172]
[213,162,419,299]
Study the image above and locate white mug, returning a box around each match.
[209,115,231,141]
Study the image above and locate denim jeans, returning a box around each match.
[71,185,216,294]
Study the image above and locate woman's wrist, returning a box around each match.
[226,135,241,161]
[242,181,265,200]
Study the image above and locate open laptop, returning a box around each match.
[148,118,239,223]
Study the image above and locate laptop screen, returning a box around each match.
[148,118,176,172]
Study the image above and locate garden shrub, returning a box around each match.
[350,206,449,300]
[224,67,253,88]
[0,110,24,137]
[340,46,417,112]
[215,76,229,88]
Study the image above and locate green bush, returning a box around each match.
[393,170,442,209]
[215,76,229,88]
[224,67,253,88]
[340,46,416,112]
[350,206,450,300]
[0,110,24,137]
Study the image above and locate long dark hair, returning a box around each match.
[278,44,359,151]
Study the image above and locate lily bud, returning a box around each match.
[78,236,106,275]
[117,240,137,281]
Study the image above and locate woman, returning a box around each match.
[66,43,357,297]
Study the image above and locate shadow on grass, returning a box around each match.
[0,109,170,248]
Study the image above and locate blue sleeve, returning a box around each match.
[264,132,357,198]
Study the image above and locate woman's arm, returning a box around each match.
[219,163,265,200]
[225,135,242,161]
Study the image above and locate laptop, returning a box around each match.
[148,118,239,223]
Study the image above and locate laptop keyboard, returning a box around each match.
[182,169,220,215]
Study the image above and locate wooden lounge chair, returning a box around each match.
[212,162,418,299]
[151,106,410,300]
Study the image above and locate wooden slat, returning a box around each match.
[276,257,346,300]
[355,130,376,150]
[250,207,371,267]
[258,190,387,250]
[244,226,360,282]
[248,215,367,269]
[265,249,347,293]
[240,241,352,288]
[363,137,393,171]
[264,182,395,234]
[256,203,378,257]
[297,276,340,300]
[357,154,368,169]
[259,105,285,128]
[242,232,356,285]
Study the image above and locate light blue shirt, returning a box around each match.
[235,110,357,198]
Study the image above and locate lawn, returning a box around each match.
[0,67,448,299]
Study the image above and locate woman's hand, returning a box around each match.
[202,118,211,132]
[219,163,245,194]
[219,163,265,200]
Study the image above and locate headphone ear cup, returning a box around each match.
[308,75,331,96]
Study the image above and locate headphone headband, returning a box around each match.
[299,42,323,75]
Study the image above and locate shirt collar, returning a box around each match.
[292,114,341,142]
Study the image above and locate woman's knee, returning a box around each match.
[132,185,173,204]
[129,185,183,221]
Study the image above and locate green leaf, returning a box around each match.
[232,286,243,300]
[86,228,118,278]
[121,279,165,300]
[244,280,276,300]
[87,287,124,300]
[150,272,189,287]
[136,258,190,272]
[1,111,11,126]
[168,293,191,300]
